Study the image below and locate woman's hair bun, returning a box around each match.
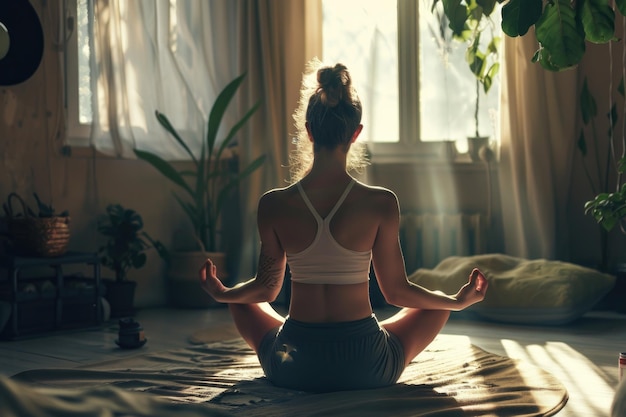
[316,63,352,107]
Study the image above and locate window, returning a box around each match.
[322,0,501,158]
[64,0,93,147]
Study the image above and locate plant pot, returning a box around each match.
[103,279,137,318]
[467,136,490,162]
[167,251,228,308]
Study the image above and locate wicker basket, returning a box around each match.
[5,193,71,257]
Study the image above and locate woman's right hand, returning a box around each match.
[199,258,228,300]
[454,268,488,310]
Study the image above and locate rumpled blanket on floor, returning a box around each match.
[2,334,568,417]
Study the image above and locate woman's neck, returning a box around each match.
[306,148,350,182]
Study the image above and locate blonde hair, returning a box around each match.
[289,59,369,183]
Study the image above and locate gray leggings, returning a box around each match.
[257,314,405,392]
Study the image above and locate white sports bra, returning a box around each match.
[287,179,372,285]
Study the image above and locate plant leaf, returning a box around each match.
[501,0,542,37]
[442,0,468,37]
[608,103,618,135]
[134,149,194,196]
[580,0,616,44]
[215,101,262,162]
[535,0,586,70]
[578,131,588,155]
[617,0,626,16]
[154,111,198,164]
[580,77,597,125]
[206,73,248,158]
[476,0,497,16]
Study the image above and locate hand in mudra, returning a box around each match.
[455,268,488,310]
[199,259,227,299]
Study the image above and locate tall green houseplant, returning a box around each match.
[134,73,266,253]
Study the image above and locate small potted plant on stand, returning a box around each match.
[134,73,266,308]
[98,204,168,318]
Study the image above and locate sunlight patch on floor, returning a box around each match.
[501,338,615,417]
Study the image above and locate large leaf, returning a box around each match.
[476,0,497,16]
[483,62,500,93]
[215,101,262,163]
[617,0,626,16]
[535,0,585,70]
[466,34,485,77]
[154,111,198,164]
[442,0,468,37]
[580,77,597,125]
[206,73,248,157]
[501,0,542,37]
[134,150,194,196]
[608,103,618,137]
[578,131,588,156]
[531,46,564,71]
[580,0,616,43]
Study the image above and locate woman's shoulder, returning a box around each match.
[353,180,398,201]
[351,180,399,215]
[258,183,298,209]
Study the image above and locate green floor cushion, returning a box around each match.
[407,254,616,325]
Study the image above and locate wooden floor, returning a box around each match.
[0,305,623,417]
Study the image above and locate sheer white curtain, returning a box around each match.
[499,34,578,260]
[90,0,238,159]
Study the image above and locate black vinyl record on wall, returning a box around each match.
[0,0,44,86]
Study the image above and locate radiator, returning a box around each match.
[399,212,487,272]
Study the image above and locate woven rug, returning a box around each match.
[5,333,568,417]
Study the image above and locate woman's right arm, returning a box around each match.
[371,190,487,311]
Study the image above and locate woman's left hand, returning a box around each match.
[454,268,488,310]
[199,258,228,300]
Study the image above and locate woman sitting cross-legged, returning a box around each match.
[199,61,488,393]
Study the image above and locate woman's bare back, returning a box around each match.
[261,177,397,322]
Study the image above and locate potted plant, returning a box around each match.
[98,204,168,317]
[134,72,266,308]
[433,0,501,161]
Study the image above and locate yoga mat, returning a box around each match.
[7,334,568,416]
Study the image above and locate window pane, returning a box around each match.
[77,0,92,124]
[419,1,501,144]
[322,0,399,143]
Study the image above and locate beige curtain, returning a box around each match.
[499,34,578,260]
[235,0,322,278]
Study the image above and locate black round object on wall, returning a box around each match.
[0,0,45,86]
